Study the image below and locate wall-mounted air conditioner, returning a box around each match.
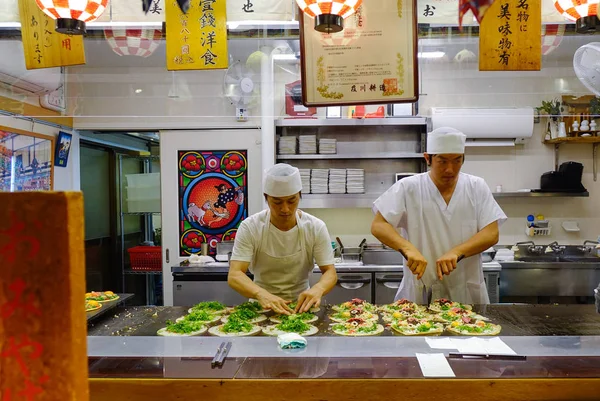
[430,107,534,147]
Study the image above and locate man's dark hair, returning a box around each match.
[425,154,465,167]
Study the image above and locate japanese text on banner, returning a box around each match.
[166,0,228,70]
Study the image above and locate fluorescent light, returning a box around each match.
[135,89,143,94]
[418,51,446,59]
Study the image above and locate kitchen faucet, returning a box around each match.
[579,240,600,253]
[513,241,545,255]
[546,241,566,255]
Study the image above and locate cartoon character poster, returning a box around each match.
[54,131,72,167]
[178,150,248,256]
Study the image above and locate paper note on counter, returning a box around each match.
[416,353,456,377]
[425,337,456,349]
[449,337,517,355]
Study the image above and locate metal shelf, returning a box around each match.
[543,137,599,182]
[277,152,423,160]
[124,270,163,275]
[493,191,590,198]
[276,117,427,128]
[300,191,590,208]
[122,212,161,216]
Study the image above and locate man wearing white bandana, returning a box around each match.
[228,163,337,315]
[371,127,507,304]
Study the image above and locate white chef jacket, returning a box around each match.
[373,172,507,304]
[231,209,334,299]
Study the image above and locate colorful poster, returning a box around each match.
[178,150,248,256]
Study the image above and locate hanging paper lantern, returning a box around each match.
[541,24,566,56]
[319,5,363,46]
[553,0,599,33]
[35,0,109,35]
[295,0,363,33]
[104,29,163,58]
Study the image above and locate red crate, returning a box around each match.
[128,246,162,271]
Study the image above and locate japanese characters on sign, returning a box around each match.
[166,0,228,70]
[18,0,85,70]
[301,0,418,106]
[479,0,540,71]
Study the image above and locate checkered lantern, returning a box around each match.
[104,29,163,58]
[296,0,363,32]
[35,0,109,34]
[553,0,599,21]
[541,24,566,56]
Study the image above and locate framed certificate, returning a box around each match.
[300,0,418,107]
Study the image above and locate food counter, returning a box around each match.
[87,304,600,401]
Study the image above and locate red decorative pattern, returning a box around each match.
[295,0,362,19]
[554,0,599,21]
[542,24,566,55]
[35,0,108,22]
[104,29,163,58]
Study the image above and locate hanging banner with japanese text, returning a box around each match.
[479,0,541,71]
[166,0,228,71]
[112,0,165,22]
[300,0,418,106]
[18,0,86,70]
[418,0,475,25]
[227,0,293,21]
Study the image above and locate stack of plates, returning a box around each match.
[319,138,337,154]
[279,136,297,155]
[299,169,311,193]
[299,135,317,154]
[329,169,347,194]
[310,169,329,194]
[346,169,365,194]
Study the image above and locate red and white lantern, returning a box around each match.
[295,0,363,33]
[35,0,109,35]
[104,29,163,58]
[541,24,566,56]
[553,0,599,33]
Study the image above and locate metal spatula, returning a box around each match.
[420,279,432,305]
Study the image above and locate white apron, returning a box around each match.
[375,174,494,305]
[250,211,313,301]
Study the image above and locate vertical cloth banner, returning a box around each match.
[18,0,86,70]
[479,0,541,71]
[166,0,228,70]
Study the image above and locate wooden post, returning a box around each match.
[0,192,88,401]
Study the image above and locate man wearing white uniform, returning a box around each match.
[228,164,337,315]
[371,127,507,304]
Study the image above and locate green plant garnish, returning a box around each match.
[235,301,262,312]
[276,317,310,333]
[192,301,226,312]
[184,310,215,322]
[229,308,259,321]
[165,320,204,334]
[357,323,379,333]
[222,315,253,333]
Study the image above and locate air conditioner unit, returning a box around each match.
[430,107,534,147]
[0,40,62,95]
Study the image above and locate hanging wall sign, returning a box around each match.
[112,0,165,22]
[300,0,418,106]
[227,0,293,21]
[18,0,86,70]
[479,0,541,71]
[418,0,475,24]
[166,0,228,71]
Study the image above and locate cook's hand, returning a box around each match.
[436,251,461,280]
[403,248,428,280]
[295,287,324,313]
[256,291,293,315]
